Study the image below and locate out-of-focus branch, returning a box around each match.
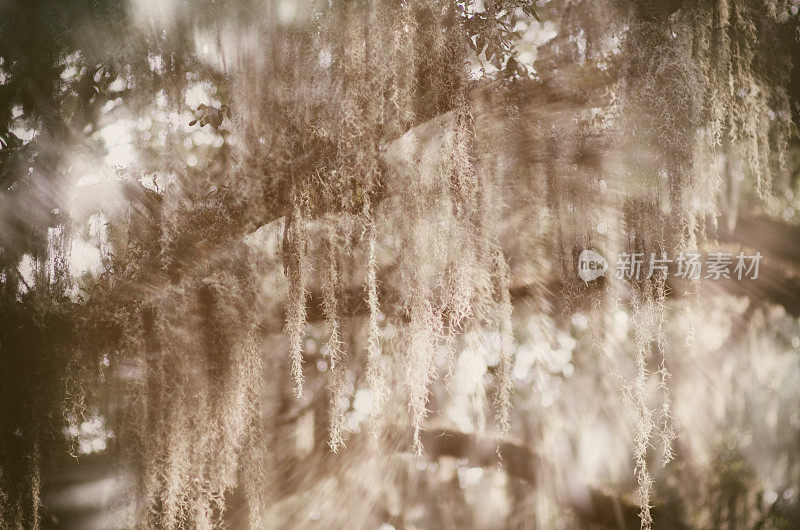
[404,426,688,529]
[711,214,800,316]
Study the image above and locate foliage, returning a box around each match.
[0,0,799,528]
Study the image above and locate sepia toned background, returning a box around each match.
[1,1,800,528]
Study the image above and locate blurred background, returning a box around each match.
[1,0,800,528]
